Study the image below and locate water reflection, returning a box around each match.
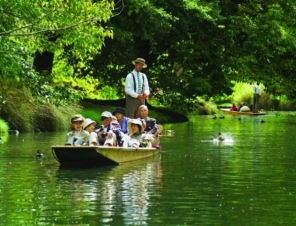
[54,158,162,225]
[2,115,296,224]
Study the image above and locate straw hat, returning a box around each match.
[132,58,147,68]
[82,118,96,129]
[70,114,84,123]
[127,119,144,135]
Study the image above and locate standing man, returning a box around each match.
[125,58,150,118]
[253,82,261,113]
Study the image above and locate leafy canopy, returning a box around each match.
[0,0,114,105]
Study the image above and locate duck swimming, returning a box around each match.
[217,132,225,141]
[36,150,43,158]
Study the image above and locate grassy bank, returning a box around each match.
[78,100,189,125]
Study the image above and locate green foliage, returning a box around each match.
[268,95,296,111]
[89,0,296,110]
[88,86,121,100]
[1,0,296,118]
[0,0,114,105]
[0,118,9,134]
[195,97,219,115]
[230,82,253,105]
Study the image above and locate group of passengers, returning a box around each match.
[65,105,162,148]
[230,102,251,112]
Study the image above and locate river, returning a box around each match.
[0,113,295,225]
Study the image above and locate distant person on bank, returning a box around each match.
[125,58,150,119]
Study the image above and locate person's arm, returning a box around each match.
[155,124,163,136]
[125,73,138,98]
[142,73,150,96]
[128,137,140,148]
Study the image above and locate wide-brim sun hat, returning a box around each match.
[82,118,96,129]
[113,107,126,115]
[132,58,147,68]
[127,119,144,135]
[101,111,112,118]
[71,114,84,123]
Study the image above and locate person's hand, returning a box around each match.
[137,94,148,100]
[132,144,138,148]
[137,94,145,100]
[107,131,113,139]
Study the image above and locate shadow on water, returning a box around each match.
[2,114,296,225]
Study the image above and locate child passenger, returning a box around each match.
[65,114,89,146]
[82,118,98,146]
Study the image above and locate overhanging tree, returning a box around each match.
[0,0,116,105]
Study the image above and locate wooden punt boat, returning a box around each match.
[221,108,267,116]
[51,145,160,167]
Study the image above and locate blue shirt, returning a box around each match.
[120,117,129,134]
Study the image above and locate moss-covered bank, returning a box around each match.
[78,99,189,125]
[0,98,189,133]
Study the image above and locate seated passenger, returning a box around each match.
[239,103,251,112]
[138,105,162,136]
[110,116,129,147]
[230,103,238,111]
[95,111,123,146]
[82,118,98,146]
[65,114,89,146]
[237,102,243,112]
[113,107,130,134]
[127,119,148,148]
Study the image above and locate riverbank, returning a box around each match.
[79,99,189,124]
[0,99,189,133]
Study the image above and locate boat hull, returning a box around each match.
[221,109,267,116]
[51,145,159,167]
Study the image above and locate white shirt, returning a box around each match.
[253,85,261,95]
[125,70,150,98]
[89,132,98,145]
[239,106,251,112]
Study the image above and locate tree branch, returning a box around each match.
[0,18,97,37]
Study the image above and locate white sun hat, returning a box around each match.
[82,118,96,129]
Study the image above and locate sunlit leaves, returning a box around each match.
[0,0,115,105]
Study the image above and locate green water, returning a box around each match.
[0,114,296,225]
